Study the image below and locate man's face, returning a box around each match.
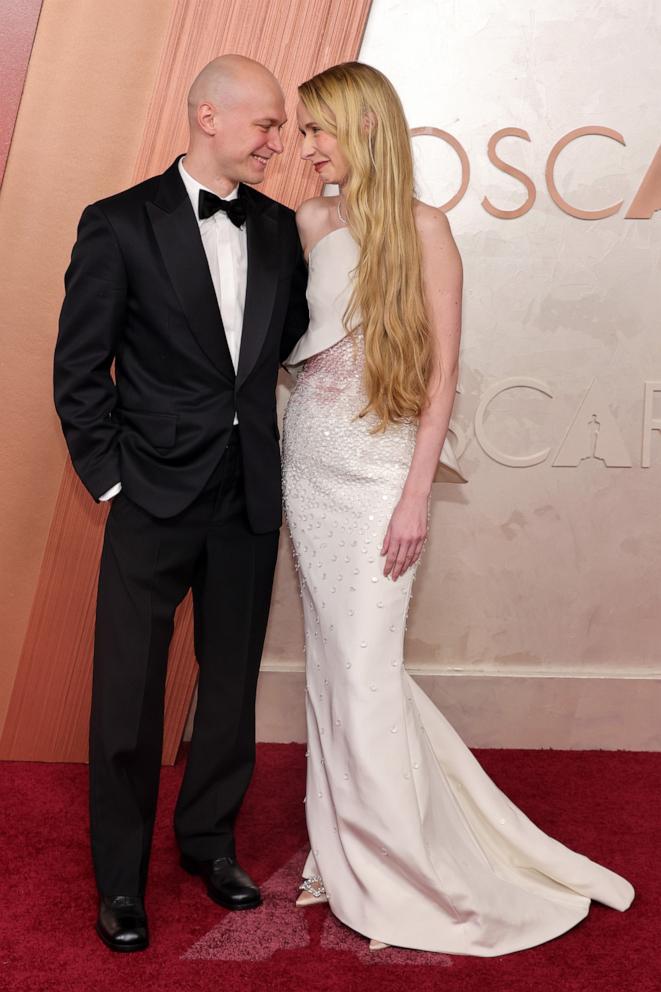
[211,80,287,185]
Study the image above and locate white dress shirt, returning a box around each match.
[177,156,248,374]
[100,156,247,501]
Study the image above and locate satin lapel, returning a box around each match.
[236,188,280,389]
[146,161,234,382]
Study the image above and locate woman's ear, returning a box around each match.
[362,109,377,134]
[362,110,378,169]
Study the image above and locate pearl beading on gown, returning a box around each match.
[282,226,634,956]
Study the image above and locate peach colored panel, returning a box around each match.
[0,0,44,184]
[0,0,177,758]
[1,0,373,763]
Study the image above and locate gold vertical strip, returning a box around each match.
[1,0,374,764]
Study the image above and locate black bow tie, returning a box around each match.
[198,189,247,228]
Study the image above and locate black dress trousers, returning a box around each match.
[89,432,279,896]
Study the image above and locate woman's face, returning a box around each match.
[297,101,350,186]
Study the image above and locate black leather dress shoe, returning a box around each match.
[96,895,149,952]
[180,854,261,910]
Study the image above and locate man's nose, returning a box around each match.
[268,129,284,155]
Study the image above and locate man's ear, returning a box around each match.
[198,102,217,136]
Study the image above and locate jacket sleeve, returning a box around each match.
[54,203,126,500]
[279,223,309,363]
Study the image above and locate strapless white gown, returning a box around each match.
[281,225,633,955]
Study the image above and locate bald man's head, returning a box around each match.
[187,55,283,123]
[184,55,287,189]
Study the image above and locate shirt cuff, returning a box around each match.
[99,482,122,501]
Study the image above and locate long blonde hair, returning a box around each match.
[298,62,433,429]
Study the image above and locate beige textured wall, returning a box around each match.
[3,0,659,754]
[253,0,661,748]
[359,0,661,677]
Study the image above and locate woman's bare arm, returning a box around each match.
[382,204,463,580]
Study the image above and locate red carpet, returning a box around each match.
[0,745,658,992]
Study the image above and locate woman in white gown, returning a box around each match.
[281,61,633,955]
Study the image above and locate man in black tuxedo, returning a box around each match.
[54,55,308,952]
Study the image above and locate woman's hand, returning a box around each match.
[381,493,429,581]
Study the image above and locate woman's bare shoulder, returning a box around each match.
[413,199,462,288]
[413,199,453,244]
[296,196,339,253]
[296,196,334,229]
[296,195,328,220]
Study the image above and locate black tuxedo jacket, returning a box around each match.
[54,158,308,532]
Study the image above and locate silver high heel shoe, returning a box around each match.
[295,875,329,907]
[369,939,390,951]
